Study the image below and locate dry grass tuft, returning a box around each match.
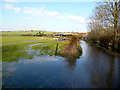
[60,35,82,59]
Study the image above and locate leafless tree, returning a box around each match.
[87,0,120,50]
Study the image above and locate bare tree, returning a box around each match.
[118,1,120,34]
[88,0,120,51]
[104,0,120,50]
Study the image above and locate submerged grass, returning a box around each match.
[2,35,83,63]
[2,36,69,62]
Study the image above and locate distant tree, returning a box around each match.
[36,31,44,36]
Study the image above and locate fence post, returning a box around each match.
[55,43,58,55]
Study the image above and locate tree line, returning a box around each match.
[87,0,120,53]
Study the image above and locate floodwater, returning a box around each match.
[2,40,120,88]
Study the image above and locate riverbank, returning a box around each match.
[59,36,82,59]
[85,40,120,57]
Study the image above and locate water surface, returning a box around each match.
[2,40,120,88]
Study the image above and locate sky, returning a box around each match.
[0,0,97,32]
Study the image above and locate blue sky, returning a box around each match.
[1,1,97,32]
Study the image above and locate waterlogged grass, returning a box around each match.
[32,40,69,56]
[2,44,29,62]
[2,36,69,62]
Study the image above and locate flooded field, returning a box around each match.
[2,40,120,88]
[1,1,120,88]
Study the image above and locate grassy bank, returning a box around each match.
[60,36,82,59]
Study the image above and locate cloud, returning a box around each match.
[3,3,87,24]
[24,7,59,17]
[24,17,32,20]
[4,0,16,2]
[1,4,88,32]
[66,15,87,23]
[23,7,88,24]
[4,3,21,13]
[3,0,102,2]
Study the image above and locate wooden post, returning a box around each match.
[55,43,58,55]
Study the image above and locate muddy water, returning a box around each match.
[2,40,120,88]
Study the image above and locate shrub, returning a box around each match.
[60,35,82,59]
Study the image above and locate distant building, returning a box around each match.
[55,34,72,37]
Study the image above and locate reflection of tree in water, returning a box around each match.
[106,56,120,88]
[87,55,119,88]
[64,58,77,70]
[82,42,120,88]
[60,36,82,70]
[90,56,118,88]
[104,56,115,88]
[84,45,106,87]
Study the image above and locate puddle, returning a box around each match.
[23,42,51,57]
[28,43,46,47]
[25,50,40,56]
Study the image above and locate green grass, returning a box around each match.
[32,40,69,56]
[1,31,53,35]
[2,36,69,62]
[2,36,52,44]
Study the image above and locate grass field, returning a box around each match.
[2,36,51,43]
[1,31,53,35]
[2,36,69,62]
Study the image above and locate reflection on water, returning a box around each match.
[79,41,120,88]
[64,58,77,70]
[2,40,120,88]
